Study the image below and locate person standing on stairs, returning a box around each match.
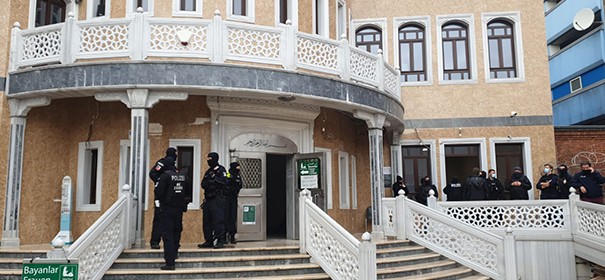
[198,152,228,249]
[149,147,178,249]
[225,162,243,244]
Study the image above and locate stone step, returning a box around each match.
[0,259,24,270]
[119,245,300,259]
[103,263,325,280]
[377,252,444,269]
[375,239,415,249]
[111,253,312,269]
[377,259,460,279]
[210,273,331,279]
[0,268,20,280]
[377,245,432,258]
[388,266,481,280]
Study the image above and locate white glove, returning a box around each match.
[154,200,160,208]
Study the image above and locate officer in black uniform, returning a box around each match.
[225,162,243,244]
[198,152,227,249]
[148,147,178,249]
[154,156,192,270]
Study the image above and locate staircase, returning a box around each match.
[102,242,330,279]
[376,240,489,280]
[0,247,48,280]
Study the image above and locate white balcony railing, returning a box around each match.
[299,189,376,280]
[9,10,401,99]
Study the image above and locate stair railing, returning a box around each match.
[63,184,136,280]
[569,189,605,265]
[299,189,376,280]
[385,191,517,280]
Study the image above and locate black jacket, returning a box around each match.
[225,169,243,199]
[507,173,532,200]
[415,184,438,206]
[443,182,464,201]
[464,176,487,200]
[571,170,605,199]
[202,165,227,199]
[154,170,192,209]
[149,157,171,183]
[486,178,505,200]
[557,172,573,199]
[392,181,409,197]
[536,173,559,199]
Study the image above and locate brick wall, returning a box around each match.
[555,127,605,174]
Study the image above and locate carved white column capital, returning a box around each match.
[8,97,51,117]
[95,90,188,109]
[353,110,386,129]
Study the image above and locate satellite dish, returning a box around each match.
[573,8,595,31]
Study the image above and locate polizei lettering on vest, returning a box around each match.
[171,175,186,181]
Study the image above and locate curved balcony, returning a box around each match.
[8,10,403,124]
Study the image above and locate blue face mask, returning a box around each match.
[544,168,550,174]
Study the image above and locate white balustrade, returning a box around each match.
[10,13,401,99]
[299,189,376,280]
[63,185,135,280]
[569,191,605,258]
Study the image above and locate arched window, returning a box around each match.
[355,26,382,55]
[398,24,426,82]
[487,20,516,79]
[442,22,470,80]
[35,0,66,27]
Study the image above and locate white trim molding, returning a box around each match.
[312,0,329,38]
[489,137,534,199]
[76,141,104,211]
[227,0,255,23]
[169,139,202,209]
[172,0,203,17]
[336,0,347,40]
[393,16,432,86]
[338,150,350,209]
[274,0,298,27]
[315,147,333,209]
[438,138,488,201]
[351,18,388,55]
[350,154,357,209]
[436,14,478,85]
[481,11,526,83]
[86,0,111,20]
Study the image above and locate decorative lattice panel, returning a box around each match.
[79,24,130,53]
[21,30,62,61]
[78,215,122,280]
[239,158,262,189]
[309,218,359,279]
[411,211,499,273]
[149,24,208,52]
[227,27,281,58]
[442,205,567,229]
[297,37,338,70]
[577,206,605,238]
[382,200,397,236]
[349,50,377,81]
[384,67,399,95]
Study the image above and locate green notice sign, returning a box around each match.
[22,262,78,280]
[297,158,321,189]
[243,205,256,225]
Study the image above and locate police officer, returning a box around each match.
[148,147,178,249]
[486,169,505,200]
[154,156,192,270]
[198,152,227,249]
[225,162,243,244]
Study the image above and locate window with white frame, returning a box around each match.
[336,0,346,39]
[227,0,255,23]
[356,26,382,55]
[314,0,329,37]
[352,19,387,55]
[87,0,110,19]
[173,0,202,17]
[482,12,525,82]
[393,16,431,85]
[350,155,357,209]
[275,0,297,26]
[437,15,477,84]
[77,141,103,211]
[315,147,333,209]
[127,0,154,15]
[338,151,350,209]
[169,139,201,209]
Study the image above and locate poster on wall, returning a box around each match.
[242,205,256,225]
[297,158,321,189]
[383,166,392,188]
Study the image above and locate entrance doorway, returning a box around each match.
[266,154,287,238]
[444,144,481,184]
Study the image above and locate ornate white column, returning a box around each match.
[354,111,386,240]
[96,90,187,247]
[390,130,403,182]
[2,97,50,248]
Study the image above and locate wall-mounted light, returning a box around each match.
[510,111,518,118]
[458,128,462,137]
[177,30,193,46]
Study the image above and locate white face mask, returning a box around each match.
[544,168,550,174]
[491,173,496,178]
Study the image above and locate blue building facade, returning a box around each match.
[546,0,605,125]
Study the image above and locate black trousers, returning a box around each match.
[203,196,226,243]
[160,207,183,266]
[225,197,238,235]
[150,206,162,246]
